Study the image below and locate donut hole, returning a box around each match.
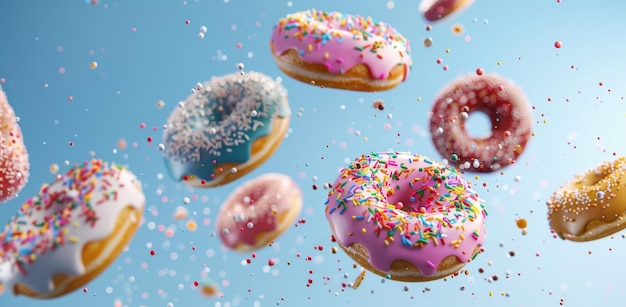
[582,171,607,188]
[204,86,257,124]
[394,201,422,213]
[464,110,492,139]
[206,103,233,122]
[201,96,260,136]
[386,190,429,213]
[241,185,269,205]
[571,161,616,191]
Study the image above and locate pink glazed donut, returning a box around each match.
[0,86,29,203]
[217,173,302,252]
[270,9,412,92]
[419,0,475,22]
[325,152,487,282]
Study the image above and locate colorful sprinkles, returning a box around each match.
[325,152,487,278]
[327,152,486,248]
[271,9,412,80]
[0,160,129,266]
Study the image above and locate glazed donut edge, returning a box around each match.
[547,157,626,242]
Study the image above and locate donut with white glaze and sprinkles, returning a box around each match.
[325,152,487,282]
[0,86,29,203]
[0,159,145,299]
[270,9,412,92]
[163,72,291,188]
[548,157,626,242]
[217,173,302,252]
[429,74,533,172]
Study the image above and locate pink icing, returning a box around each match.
[419,0,475,22]
[325,152,487,277]
[217,173,302,251]
[270,9,411,80]
[0,86,29,203]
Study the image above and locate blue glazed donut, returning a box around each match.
[163,71,291,188]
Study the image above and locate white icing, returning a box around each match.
[0,161,145,296]
[0,259,14,289]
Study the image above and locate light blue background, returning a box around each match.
[2,0,626,306]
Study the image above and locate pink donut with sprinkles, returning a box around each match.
[0,86,29,203]
[429,74,533,172]
[217,173,302,252]
[325,152,487,282]
[419,0,475,22]
[0,160,145,299]
[270,9,412,92]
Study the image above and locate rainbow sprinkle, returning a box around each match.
[326,152,487,249]
[0,160,127,267]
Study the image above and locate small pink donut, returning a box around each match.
[419,0,475,22]
[216,173,302,252]
[0,86,29,203]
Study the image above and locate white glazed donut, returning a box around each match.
[0,159,145,299]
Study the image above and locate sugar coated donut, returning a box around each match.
[217,173,302,252]
[163,72,291,188]
[270,9,412,92]
[419,0,475,22]
[0,159,145,298]
[325,152,487,282]
[547,157,626,242]
[429,74,532,172]
[0,86,29,203]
